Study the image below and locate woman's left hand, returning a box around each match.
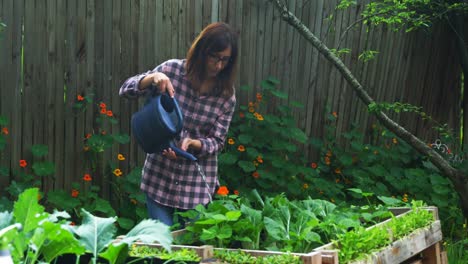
[180,138,202,152]
[162,148,177,159]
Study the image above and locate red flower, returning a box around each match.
[310,162,318,169]
[252,171,260,179]
[1,127,8,135]
[106,110,113,117]
[77,95,84,101]
[99,102,107,109]
[233,190,239,195]
[239,112,245,118]
[237,145,245,152]
[217,186,229,196]
[83,173,92,181]
[19,159,27,168]
[100,108,107,114]
[71,189,79,198]
[85,133,92,139]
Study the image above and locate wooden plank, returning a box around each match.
[53,0,65,190]
[420,242,441,264]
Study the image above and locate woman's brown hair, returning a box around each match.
[186,22,238,98]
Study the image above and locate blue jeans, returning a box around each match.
[146,195,187,228]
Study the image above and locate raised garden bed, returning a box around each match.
[122,207,443,264]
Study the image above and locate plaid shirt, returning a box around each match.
[119,59,236,209]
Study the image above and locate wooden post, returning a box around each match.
[420,242,441,264]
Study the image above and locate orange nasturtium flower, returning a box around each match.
[1,127,9,135]
[233,190,239,195]
[239,112,245,118]
[302,183,309,189]
[248,107,255,113]
[324,156,331,165]
[228,138,235,145]
[256,156,263,163]
[310,162,318,169]
[83,173,92,181]
[71,189,79,198]
[252,171,260,179]
[237,145,245,152]
[106,110,113,117]
[83,146,90,152]
[334,168,342,174]
[217,186,229,196]
[19,159,27,168]
[100,108,107,114]
[255,113,264,121]
[99,102,107,109]
[85,133,92,139]
[392,138,398,144]
[130,199,138,205]
[332,112,338,118]
[77,95,84,101]
[117,154,125,160]
[113,169,123,177]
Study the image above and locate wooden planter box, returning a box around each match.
[314,206,443,264]
[120,207,443,264]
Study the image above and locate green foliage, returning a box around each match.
[358,50,379,62]
[129,246,201,262]
[335,201,435,263]
[213,249,302,264]
[219,77,315,198]
[178,192,394,253]
[0,188,173,264]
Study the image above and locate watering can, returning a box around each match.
[131,93,197,161]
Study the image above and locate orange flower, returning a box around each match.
[101,130,107,135]
[248,107,255,113]
[217,186,229,196]
[19,159,27,168]
[392,138,398,144]
[326,150,332,157]
[130,199,138,205]
[71,189,79,198]
[335,178,341,183]
[100,108,107,114]
[83,146,90,152]
[233,190,239,195]
[69,222,76,226]
[113,168,123,177]
[253,161,259,167]
[83,173,92,181]
[77,95,84,101]
[324,157,331,165]
[1,127,8,135]
[85,133,92,139]
[334,168,341,174]
[106,110,113,117]
[256,93,262,101]
[302,183,309,189]
[237,145,245,152]
[332,112,337,118]
[373,150,379,155]
[239,112,245,118]
[117,154,125,160]
[252,171,260,179]
[99,102,107,109]
[228,138,235,145]
[255,113,264,121]
[256,156,263,163]
[248,102,254,107]
[310,162,318,169]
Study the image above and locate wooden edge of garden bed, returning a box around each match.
[212,247,324,264]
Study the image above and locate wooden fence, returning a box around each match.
[0,0,461,198]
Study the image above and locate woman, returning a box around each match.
[119,22,238,227]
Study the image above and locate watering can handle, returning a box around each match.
[169,141,197,161]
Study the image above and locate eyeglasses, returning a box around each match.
[208,54,231,64]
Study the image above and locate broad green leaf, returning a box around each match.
[270,89,288,99]
[69,209,117,259]
[238,134,252,144]
[219,152,237,165]
[117,217,134,231]
[0,211,13,229]
[100,243,128,264]
[46,190,81,210]
[217,225,232,239]
[225,211,241,221]
[200,227,217,241]
[32,161,55,176]
[113,134,130,144]
[238,161,256,172]
[338,154,353,166]
[39,221,86,262]
[13,188,47,233]
[31,144,49,157]
[0,116,8,126]
[377,196,403,206]
[119,219,172,251]
[289,127,307,143]
[264,217,287,241]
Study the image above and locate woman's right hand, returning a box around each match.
[140,72,175,97]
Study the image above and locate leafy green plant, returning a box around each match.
[213,249,302,264]
[335,201,435,263]
[129,246,201,263]
[0,188,173,264]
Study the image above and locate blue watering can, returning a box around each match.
[131,94,197,161]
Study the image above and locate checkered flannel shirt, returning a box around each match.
[119,59,236,209]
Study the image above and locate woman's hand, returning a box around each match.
[162,148,177,160]
[140,72,175,97]
[180,138,202,152]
